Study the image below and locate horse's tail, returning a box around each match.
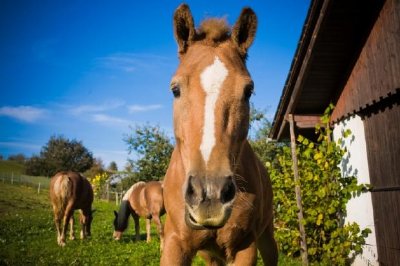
[54,173,72,213]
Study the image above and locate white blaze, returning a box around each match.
[199,56,228,165]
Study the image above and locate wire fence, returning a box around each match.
[0,172,125,205]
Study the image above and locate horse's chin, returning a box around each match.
[184,205,232,230]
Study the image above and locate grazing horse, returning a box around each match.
[49,171,94,247]
[161,4,278,265]
[113,181,165,246]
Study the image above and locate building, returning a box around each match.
[269,0,400,264]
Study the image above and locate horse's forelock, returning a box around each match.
[196,18,230,45]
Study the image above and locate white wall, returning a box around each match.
[333,115,378,266]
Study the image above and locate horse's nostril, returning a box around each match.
[185,175,201,205]
[186,176,195,197]
[221,176,236,203]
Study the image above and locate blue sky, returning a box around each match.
[0,0,310,169]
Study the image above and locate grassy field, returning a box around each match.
[0,183,300,265]
[0,160,25,175]
[0,160,50,189]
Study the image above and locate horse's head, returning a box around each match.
[171,4,257,229]
[113,210,123,240]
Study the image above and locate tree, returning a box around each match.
[124,124,173,181]
[248,104,282,168]
[7,153,27,164]
[25,155,47,176]
[25,135,93,176]
[84,157,106,180]
[107,161,118,172]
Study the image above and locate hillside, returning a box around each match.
[0,160,25,174]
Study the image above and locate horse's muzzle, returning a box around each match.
[184,175,236,229]
[113,231,122,240]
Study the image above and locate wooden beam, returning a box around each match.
[288,114,309,266]
[285,114,323,129]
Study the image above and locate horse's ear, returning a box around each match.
[231,7,257,58]
[173,4,196,56]
[114,210,118,217]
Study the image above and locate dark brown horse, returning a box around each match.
[49,171,94,247]
[113,181,165,247]
[161,4,278,265]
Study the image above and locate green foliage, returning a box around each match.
[269,106,371,265]
[84,157,106,180]
[7,153,27,164]
[25,135,93,176]
[108,161,118,172]
[248,103,284,167]
[124,124,173,181]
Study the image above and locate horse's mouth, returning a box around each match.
[113,231,122,240]
[184,205,232,230]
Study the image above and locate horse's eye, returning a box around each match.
[244,82,254,101]
[171,85,181,98]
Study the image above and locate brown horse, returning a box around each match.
[113,181,165,246]
[49,171,94,247]
[161,4,278,265]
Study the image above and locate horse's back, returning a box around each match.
[144,181,164,214]
[50,172,72,207]
[50,171,93,210]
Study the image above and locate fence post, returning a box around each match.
[38,182,41,194]
[11,172,14,185]
[106,183,110,201]
[115,192,119,206]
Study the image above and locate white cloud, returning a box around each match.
[128,104,162,113]
[69,100,124,115]
[92,114,132,127]
[0,106,47,123]
[0,141,41,151]
[96,53,172,73]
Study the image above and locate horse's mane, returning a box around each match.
[122,181,145,200]
[196,18,230,45]
[131,181,146,194]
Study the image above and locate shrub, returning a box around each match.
[269,105,371,265]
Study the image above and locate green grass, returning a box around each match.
[0,160,50,189]
[0,160,25,175]
[0,183,300,265]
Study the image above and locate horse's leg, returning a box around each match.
[257,224,278,266]
[79,210,86,239]
[198,250,225,266]
[231,236,258,265]
[69,214,75,240]
[133,214,140,241]
[53,205,63,245]
[160,218,194,266]
[60,204,74,246]
[152,214,164,252]
[146,218,152,243]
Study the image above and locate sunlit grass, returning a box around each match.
[0,183,300,265]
